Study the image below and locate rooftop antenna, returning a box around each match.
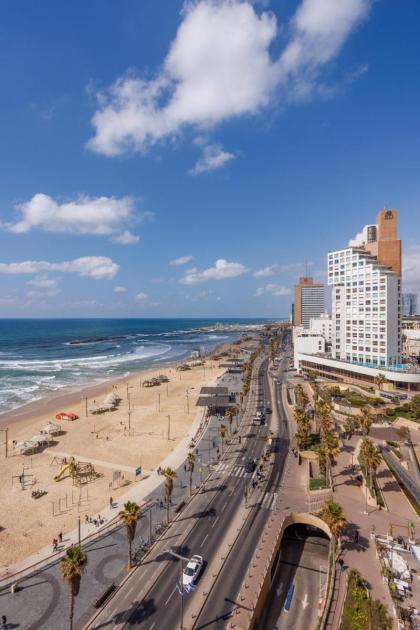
[305,258,309,278]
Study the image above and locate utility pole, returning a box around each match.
[164,549,188,630]
[167,415,171,441]
[158,393,161,413]
[128,410,132,436]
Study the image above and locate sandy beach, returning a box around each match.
[0,354,228,566]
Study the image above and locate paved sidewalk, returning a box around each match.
[327,434,420,629]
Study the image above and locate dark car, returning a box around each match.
[245,459,256,473]
[266,406,272,414]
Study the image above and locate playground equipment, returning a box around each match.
[53,456,98,485]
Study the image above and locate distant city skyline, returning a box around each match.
[0,0,419,317]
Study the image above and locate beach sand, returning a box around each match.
[0,357,227,566]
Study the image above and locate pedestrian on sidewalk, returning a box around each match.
[58,532,63,543]
[109,496,113,508]
[52,538,58,552]
[1,614,7,629]
[354,530,359,544]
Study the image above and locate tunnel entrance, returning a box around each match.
[256,523,330,630]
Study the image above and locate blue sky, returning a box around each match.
[0,0,419,318]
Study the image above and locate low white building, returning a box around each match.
[309,313,332,343]
[293,333,326,370]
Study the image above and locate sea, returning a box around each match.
[0,318,270,413]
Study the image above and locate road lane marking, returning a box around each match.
[200,533,209,547]
[149,623,156,630]
[211,515,220,529]
[164,587,176,606]
[302,593,309,609]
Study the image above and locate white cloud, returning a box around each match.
[135,292,148,302]
[27,288,61,298]
[170,255,194,266]
[256,283,291,296]
[0,256,118,280]
[253,262,313,277]
[114,285,127,293]
[27,275,60,289]
[190,144,235,175]
[112,230,139,245]
[88,0,370,156]
[2,193,141,243]
[253,265,278,278]
[180,258,248,284]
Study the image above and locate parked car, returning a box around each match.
[182,555,204,586]
[245,459,257,473]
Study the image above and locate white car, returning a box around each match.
[182,554,203,586]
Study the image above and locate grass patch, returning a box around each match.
[340,569,392,630]
[309,476,328,490]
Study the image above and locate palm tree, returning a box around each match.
[320,500,346,546]
[322,430,340,489]
[225,407,235,436]
[60,545,88,630]
[359,406,374,435]
[293,406,310,448]
[375,373,386,392]
[219,423,227,455]
[118,500,140,569]
[315,399,332,434]
[360,438,382,491]
[163,467,177,524]
[187,451,196,496]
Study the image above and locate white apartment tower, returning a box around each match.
[328,209,402,368]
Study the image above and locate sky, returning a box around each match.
[0,0,419,318]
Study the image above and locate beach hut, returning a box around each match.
[13,440,38,454]
[30,434,52,446]
[40,421,61,436]
[103,393,118,408]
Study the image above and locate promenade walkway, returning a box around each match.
[327,434,420,630]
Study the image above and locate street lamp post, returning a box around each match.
[167,415,171,441]
[164,549,189,630]
[186,390,190,414]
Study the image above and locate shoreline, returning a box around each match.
[0,338,235,430]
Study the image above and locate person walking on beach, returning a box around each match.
[58,532,63,543]
[109,496,113,508]
[52,538,58,552]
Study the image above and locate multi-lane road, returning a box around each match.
[90,353,275,630]
[258,524,329,630]
[90,342,295,630]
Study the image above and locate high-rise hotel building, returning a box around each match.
[328,209,401,368]
[294,209,420,392]
[293,277,325,328]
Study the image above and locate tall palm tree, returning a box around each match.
[118,500,140,569]
[163,467,177,524]
[219,423,227,455]
[320,500,346,546]
[360,438,382,491]
[293,406,310,448]
[375,373,386,391]
[186,451,196,496]
[224,407,235,436]
[60,545,88,630]
[322,430,340,489]
[359,406,374,435]
[315,399,332,434]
